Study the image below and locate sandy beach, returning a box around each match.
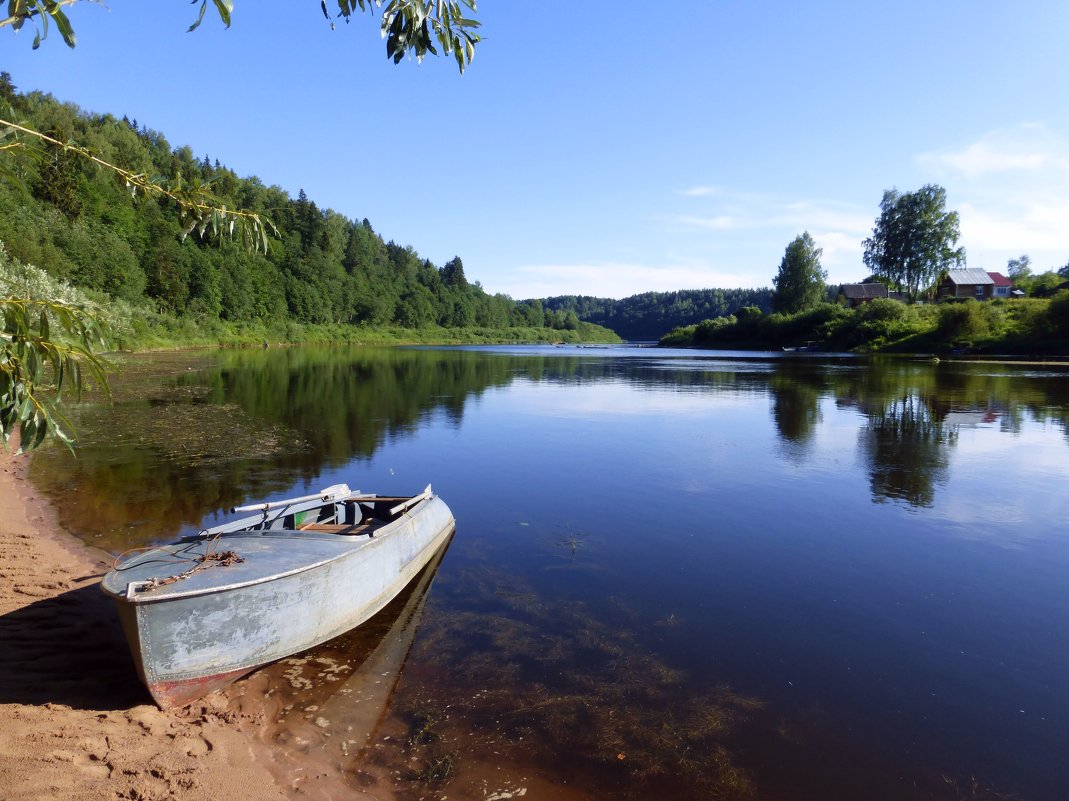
[0,444,569,801]
[0,445,292,801]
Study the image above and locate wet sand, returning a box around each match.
[0,443,582,801]
[0,445,293,801]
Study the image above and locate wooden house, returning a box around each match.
[937,269,995,300]
[838,283,889,307]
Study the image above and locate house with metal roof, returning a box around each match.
[937,269,996,300]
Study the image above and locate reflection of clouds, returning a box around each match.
[930,498,1066,548]
[928,424,1069,547]
[952,426,1069,475]
[509,379,759,417]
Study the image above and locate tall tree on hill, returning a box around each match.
[440,256,468,289]
[772,232,826,314]
[862,185,964,302]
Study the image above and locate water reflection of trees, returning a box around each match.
[830,360,1069,507]
[859,393,954,507]
[761,358,1069,508]
[769,365,826,458]
[31,350,1069,545]
[31,347,525,550]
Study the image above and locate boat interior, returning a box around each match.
[197,487,434,541]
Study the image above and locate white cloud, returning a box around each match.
[916,123,1069,178]
[678,185,719,197]
[958,198,1069,253]
[809,230,863,267]
[667,191,873,283]
[915,124,1069,269]
[671,191,871,239]
[491,260,757,300]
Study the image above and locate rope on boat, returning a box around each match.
[112,536,245,593]
[137,548,245,590]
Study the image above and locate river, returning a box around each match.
[31,344,1069,800]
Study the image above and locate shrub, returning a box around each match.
[861,297,906,322]
[736,305,762,320]
[694,315,736,342]
[1047,291,1069,335]
[660,324,698,346]
[938,300,989,342]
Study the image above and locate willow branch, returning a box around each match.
[1,116,278,252]
[0,0,81,30]
[1,118,261,222]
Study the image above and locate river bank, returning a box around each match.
[0,445,294,801]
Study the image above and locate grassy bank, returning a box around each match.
[128,315,621,349]
[0,244,621,351]
[661,296,1069,355]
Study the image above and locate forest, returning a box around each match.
[0,73,615,346]
[540,287,773,341]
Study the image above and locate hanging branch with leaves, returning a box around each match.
[0,118,279,253]
[0,293,110,451]
[3,0,481,72]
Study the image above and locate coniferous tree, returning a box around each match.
[772,232,826,314]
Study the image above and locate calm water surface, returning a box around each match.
[32,345,1069,800]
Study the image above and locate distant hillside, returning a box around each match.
[540,288,773,341]
[0,72,618,344]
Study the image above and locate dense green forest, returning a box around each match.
[0,73,617,346]
[540,288,773,341]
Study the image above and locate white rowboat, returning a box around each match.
[101,484,455,708]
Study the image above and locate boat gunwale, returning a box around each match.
[102,496,445,604]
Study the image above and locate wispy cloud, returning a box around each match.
[678,185,719,197]
[492,260,759,300]
[916,124,1069,267]
[916,123,1069,178]
[671,191,871,237]
[667,190,873,281]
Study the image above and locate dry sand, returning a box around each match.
[0,446,290,801]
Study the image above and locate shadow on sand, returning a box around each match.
[0,581,148,710]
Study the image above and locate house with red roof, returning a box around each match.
[986,272,1020,298]
[937,269,1021,300]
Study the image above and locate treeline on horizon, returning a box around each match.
[540,288,774,341]
[0,73,614,344]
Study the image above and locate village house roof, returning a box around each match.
[839,283,889,299]
[943,268,994,285]
[987,272,1014,288]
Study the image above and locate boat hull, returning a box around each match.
[106,494,455,708]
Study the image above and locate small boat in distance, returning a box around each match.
[101,484,455,709]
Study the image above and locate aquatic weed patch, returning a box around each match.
[383,569,764,800]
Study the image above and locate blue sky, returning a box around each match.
[6,1,1069,299]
